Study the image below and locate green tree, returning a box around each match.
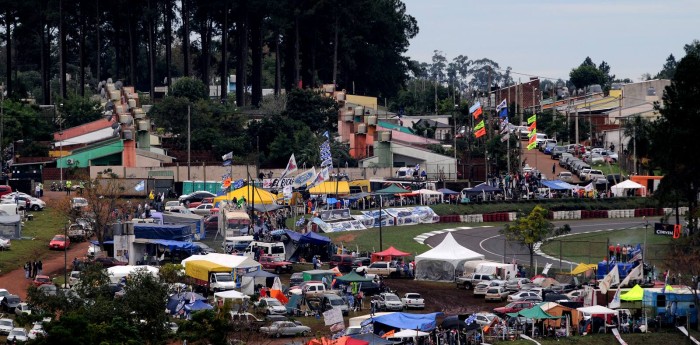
[655,54,678,79]
[282,88,339,133]
[500,205,558,272]
[57,95,103,128]
[649,47,700,234]
[569,64,604,91]
[171,77,209,102]
[122,270,170,344]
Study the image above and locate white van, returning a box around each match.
[0,203,18,216]
[222,235,254,253]
[244,241,286,259]
[535,133,549,145]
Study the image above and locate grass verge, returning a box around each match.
[508,329,700,345]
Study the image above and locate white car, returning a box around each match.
[71,197,89,209]
[0,237,10,250]
[28,323,46,340]
[255,298,287,315]
[0,289,9,304]
[401,293,425,309]
[7,327,28,342]
[0,318,14,335]
[508,290,542,302]
[164,201,181,211]
[474,312,497,326]
[15,302,32,315]
[484,287,510,302]
[474,280,506,297]
[189,203,214,216]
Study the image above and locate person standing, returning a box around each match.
[35,183,41,198]
[312,255,319,269]
[552,163,556,174]
[66,180,72,195]
[24,262,30,279]
[37,260,43,276]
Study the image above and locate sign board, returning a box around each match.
[262,178,294,189]
[318,209,352,221]
[323,308,343,326]
[654,223,674,236]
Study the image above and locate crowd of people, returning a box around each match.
[23,260,43,279]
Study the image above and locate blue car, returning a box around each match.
[543,143,557,155]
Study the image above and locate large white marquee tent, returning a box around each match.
[415,232,485,281]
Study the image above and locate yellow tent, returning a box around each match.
[213,186,277,205]
[569,263,597,275]
[620,284,644,301]
[308,181,350,195]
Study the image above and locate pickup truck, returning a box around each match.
[259,255,293,274]
[455,273,496,290]
[67,224,88,242]
[401,293,425,309]
[184,260,237,294]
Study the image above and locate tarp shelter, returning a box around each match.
[415,232,485,281]
[349,333,399,344]
[184,300,213,311]
[166,292,207,314]
[577,305,618,318]
[440,315,482,331]
[387,329,430,339]
[213,289,250,300]
[133,223,192,240]
[106,265,159,284]
[302,269,337,282]
[308,181,350,195]
[611,179,647,197]
[437,188,459,195]
[181,253,261,270]
[570,263,597,275]
[183,260,231,282]
[462,183,502,195]
[336,271,374,283]
[159,211,205,239]
[417,189,443,204]
[240,269,278,295]
[375,185,410,194]
[213,185,277,205]
[283,230,331,245]
[371,246,411,263]
[0,215,21,239]
[596,261,634,279]
[540,180,577,192]
[621,284,644,301]
[360,312,443,332]
[510,305,561,320]
[540,302,581,328]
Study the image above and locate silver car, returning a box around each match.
[260,321,311,338]
[0,318,14,335]
[8,327,28,342]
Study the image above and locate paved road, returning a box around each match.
[423,217,647,271]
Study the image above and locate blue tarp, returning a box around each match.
[144,239,195,251]
[596,261,635,279]
[284,230,331,245]
[541,180,575,190]
[184,300,214,311]
[462,183,502,195]
[361,312,444,332]
[134,223,192,240]
[91,240,114,245]
[166,292,207,314]
[437,188,460,195]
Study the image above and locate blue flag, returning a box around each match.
[499,108,508,118]
[469,102,481,114]
[134,180,145,192]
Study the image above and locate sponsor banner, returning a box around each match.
[318,209,353,221]
[262,178,294,189]
[654,223,674,236]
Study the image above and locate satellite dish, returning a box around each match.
[107,78,113,84]
[111,122,120,129]
[115,81,123,90]
[112,127,121,137]
[105,100,114,111]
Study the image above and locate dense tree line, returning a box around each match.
[0,0,418,106]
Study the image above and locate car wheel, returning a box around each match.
[302,330,310,336]
[275,332,281,338]
[32,205,40,211]
[275,268,281,274]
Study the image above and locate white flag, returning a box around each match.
[620,264,643,287]
[598,265,620,294]
[134,180,145,192]
[279,154,298,179]
[308,167,330,188]
[608,288,621,309]
[292,167,316,188]
[496,99,507,112]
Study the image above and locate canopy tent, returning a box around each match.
[240,270,279,295]
[417,189,443,205]
[336,271,374,283]
[570,263,598,275]
[360,312,443,332]
[213,185,277,205]
[375,185,410,194]
[415,232,485,281]
[302,269,337,282]
[349,333,399,344]
[541,180,577,191]
[347,192,371,202]
[308,181,350,195]
[462,183,502,195]
[184,300,214,311]
[0,214,21,239]
[181,253,260,269]
[539,302,582,328]
[611,180,647,197]
[371,246,411,263]
[440,315,482,331]
[509,305,562,319]
[621,284,644,301]
[577,305,618,316]
[437,188,460,195]
[283,230,332,245]
[213,289,250,300]
[389,329,431,338]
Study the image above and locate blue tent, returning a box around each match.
[284,230,331,245]
[462,183,502,195]
[437,188,459,195]
[361,312,444,332]
[166,292,207,314]
[540,180,575,191]
[184,300,213,311]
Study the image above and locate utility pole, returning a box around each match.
[575,107,579,145]
[187,105,191,180]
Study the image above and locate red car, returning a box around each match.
[32,275,52,287]
[493,301,536,315]
[259,255,293,274]
[204,214,218,231]
[49,234,70,250]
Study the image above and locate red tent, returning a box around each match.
[371,246,411,263]
[307,336,369,345]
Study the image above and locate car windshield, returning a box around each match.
[487,289,499,293]
[216,275,233,282]
[406,294,420,298]
[330,299,344,306]
[385,295,399,301]
[267,299,282,306]
[52,235,65,241]
[0,320,11,326]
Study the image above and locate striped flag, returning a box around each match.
[496,99,507,112]
[474,120,485,131]
[472,106,483,119]
[528,114,537,124]
[475,128,486,138]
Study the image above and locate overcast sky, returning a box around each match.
[402,0,699,82]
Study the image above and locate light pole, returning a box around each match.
[643,216,649,263]
[64,221,68,287]
[0,84,4,184]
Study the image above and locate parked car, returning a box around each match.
[602,150,619,162]
[357,281,382,296]
[0,289,10,304]
[474,312,497,326]
[4,195,47,211]
[203,214,218,231]
[374,292,404,311]
[584,153,605,165]
[28,322,46,340]
[329,254,354,272]
[578,168,592,180]
[70,197,89,209]
[557,172,573,183]
[230,312,265,331]
[193,242,215,254]
[178,191,216,205]
[289,272,304,287]
[32,275,52,287]
[0,237,10,250]
[259,255,293,274]
[586,169,605,181]
[485,287,510,302]
[505,278,532,292]
[455,273,495,290]
[255,297,287,315]
[320,294,349,316]
[401,293,425,309]
[543,142,557,154]
[474,280,505,297]
[507,290,542,302]
[550,146,566,159]
[352,257,371,268]
[7,327,29,343]
[49,234,70,250]
[164,201,181,211]
[14,302,32,316]
[559,154,574,167]
[0,318,13,335]
[260,320,311,337]
[358,261,398,277]
[0,185,12,198]
[1,294,21,312]
[93,257,128,268]
[189,203,214,216]
[493,301,536,315]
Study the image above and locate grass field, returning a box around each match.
[507,329,700,345]
[539,227,674,266]
[0,207,69,274]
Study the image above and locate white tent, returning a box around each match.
[611,180,647,197]
[388,329,430,340]
[418,189,443,205]
[213,289,250,300]
[415,232,485,281]
[577,305,618,317]
[181,253,260,269]
[106,265,159,284]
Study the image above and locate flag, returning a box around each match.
[528,128,536,138]
[526,142,537,150]
[584,182,595,192]
[322,131,329,139]
[474,128,486,138]
[528,121,537,131]
[221,177,232,189]
[134,180,145,192]
[308,167,330,188]
[279,154,298,179]
[662,270,670,293]
[292,167,316,188]
[223,159,232,167]
[465,314,477,326]
[496,99,507,112]
[599,265,620,294]
[474,120,485,131]
[630,244,642,262]
[501,133,510,142]
[232,179,244,190]
[620,264,643,287]
[469,102,481,114]
[608,288,621,309]
[527,114,537,124]
[472,106,483,119]
[499,107,508,118]
[221,151,233,161]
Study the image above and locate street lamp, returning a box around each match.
[643,216,649,263]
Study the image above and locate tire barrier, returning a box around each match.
[451,207,679,224]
